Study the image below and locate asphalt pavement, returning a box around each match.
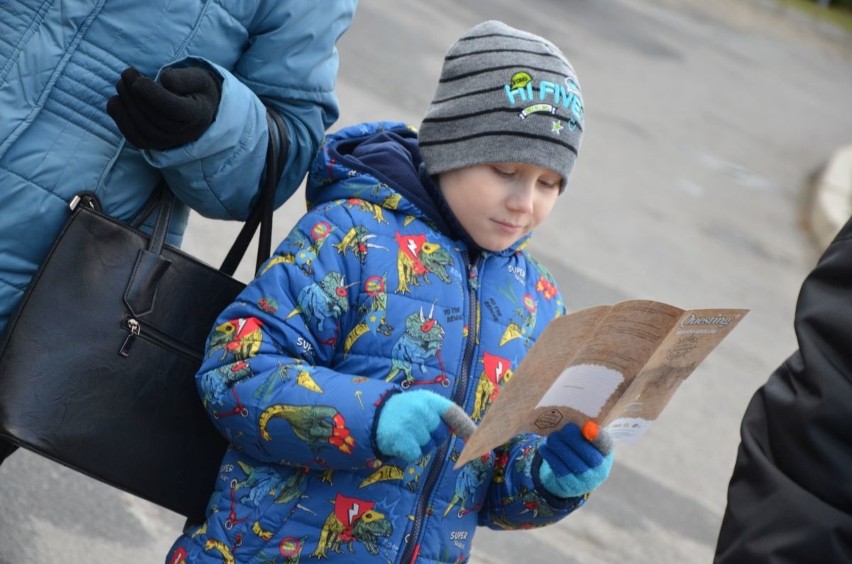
[2,1,851,562]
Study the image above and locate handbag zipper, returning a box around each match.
[119,317,203,361]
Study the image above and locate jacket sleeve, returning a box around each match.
[142,1,357,220]
[714,216,852,562]
[196,204,398,471]
[478,279,583,529]
[477,433,585,530]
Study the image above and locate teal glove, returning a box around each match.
[375,390,456,462]
[538,420,614,498]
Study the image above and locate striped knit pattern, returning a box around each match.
[419,20,584,191]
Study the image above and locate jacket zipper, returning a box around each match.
[400,253,482,563]
[119,316,202,361]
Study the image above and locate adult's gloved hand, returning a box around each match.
[106,66,222,151]
[375,390,457,463]
[538,420,614,498]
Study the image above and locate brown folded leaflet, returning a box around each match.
[456,300,748,468]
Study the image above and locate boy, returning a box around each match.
[167,20,613,563]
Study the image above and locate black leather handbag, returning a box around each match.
[0,109,287,523]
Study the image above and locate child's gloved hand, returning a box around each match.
[538,420,614,498]
[375,390,455,462]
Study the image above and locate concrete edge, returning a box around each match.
[807,144,852,250]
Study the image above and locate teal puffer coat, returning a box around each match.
[168,122,586,563]
[0,0,356,333]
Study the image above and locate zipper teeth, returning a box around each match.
[123,317,203,360]
[455,258,479,406]
[400,253,480,563]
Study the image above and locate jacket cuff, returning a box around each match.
[531,451,586,510]
[370,387,404,461]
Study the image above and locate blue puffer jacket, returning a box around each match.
[0,0,356,334]
[168,122,584,563]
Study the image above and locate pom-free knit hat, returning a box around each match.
[419,20,584,191]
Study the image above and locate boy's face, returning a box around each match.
[439,163,561,252]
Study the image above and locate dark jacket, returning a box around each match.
[714,217,852,563]
[167,122,585,563]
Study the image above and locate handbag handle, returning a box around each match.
[128,105,289,276]
[220,106,289,275]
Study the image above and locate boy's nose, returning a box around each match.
[508,183,535,213]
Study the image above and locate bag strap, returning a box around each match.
[128,182,169,231]
[147,187,176,255]
[126,105,289,275]
[219,106,289,275]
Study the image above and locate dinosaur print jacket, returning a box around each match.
[167,121,586,563]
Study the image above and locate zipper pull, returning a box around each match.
[69,192,100,212]
[120,318,141,357]
[467,263,479,291]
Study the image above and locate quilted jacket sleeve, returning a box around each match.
[197,204,398,470]
[477,433,586,530]
[142,1,357,220]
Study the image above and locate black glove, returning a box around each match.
[107,66,222,151]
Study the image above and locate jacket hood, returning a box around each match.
[306,121,533,255]
[306,122,448,229]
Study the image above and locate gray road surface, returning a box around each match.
[2,0,851,562]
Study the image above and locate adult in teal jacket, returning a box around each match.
[0,0,357,464]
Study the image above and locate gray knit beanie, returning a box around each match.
[419,20,583,191]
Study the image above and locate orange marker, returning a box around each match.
[582,420,600,442]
